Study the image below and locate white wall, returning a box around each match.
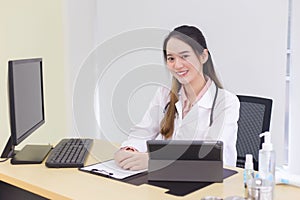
[63,0,98,138]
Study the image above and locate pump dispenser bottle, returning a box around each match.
[258,132,276,184]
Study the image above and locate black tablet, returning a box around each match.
[147,140,224,182]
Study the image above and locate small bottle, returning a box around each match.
[244,154,254,197]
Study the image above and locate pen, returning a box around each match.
[91,168,114,177]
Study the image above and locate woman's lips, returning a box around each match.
[176,70,188,76]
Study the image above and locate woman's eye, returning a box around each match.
[181,55,189,59]
[167,57,174,62]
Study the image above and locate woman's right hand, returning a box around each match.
[114,149,149,171]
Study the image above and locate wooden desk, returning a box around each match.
[1,140,299,199]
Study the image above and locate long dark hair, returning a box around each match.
[160,25,222,138]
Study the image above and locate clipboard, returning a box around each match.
[79,159,147,180]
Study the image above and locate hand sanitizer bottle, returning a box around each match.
[259,132,276,185]
[244,154,254,198]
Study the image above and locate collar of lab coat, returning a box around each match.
[175,81,217,111]
[174,81,217,123]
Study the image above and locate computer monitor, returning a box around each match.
[1,58,52,164]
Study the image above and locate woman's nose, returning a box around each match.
[174,58,184,69]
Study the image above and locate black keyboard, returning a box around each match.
[45,138,93,168]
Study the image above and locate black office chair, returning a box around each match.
[236,95,273,170]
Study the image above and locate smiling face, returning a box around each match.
[166,37,204,86]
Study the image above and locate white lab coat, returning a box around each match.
[121,81,240,166]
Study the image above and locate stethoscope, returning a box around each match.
[164,84,219,127]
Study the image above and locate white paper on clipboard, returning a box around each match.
[79,159,147,179]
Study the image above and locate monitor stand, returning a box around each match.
[1,137,14,159]
[10,144,53,164]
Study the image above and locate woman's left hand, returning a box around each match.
[114,150,149,171]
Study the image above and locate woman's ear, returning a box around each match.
[199,49,209,64]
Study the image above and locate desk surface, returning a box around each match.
[1,140,300,200]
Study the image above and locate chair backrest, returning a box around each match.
[236,95,273,170]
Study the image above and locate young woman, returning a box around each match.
[114,25,240,171]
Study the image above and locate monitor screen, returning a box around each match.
[9,58,45,145]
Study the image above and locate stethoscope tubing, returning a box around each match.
[163,84,219,127]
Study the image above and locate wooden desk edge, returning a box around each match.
[0,172,70,200]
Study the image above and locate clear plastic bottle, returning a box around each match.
[258,132,276,185]
[244,154,254,197]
